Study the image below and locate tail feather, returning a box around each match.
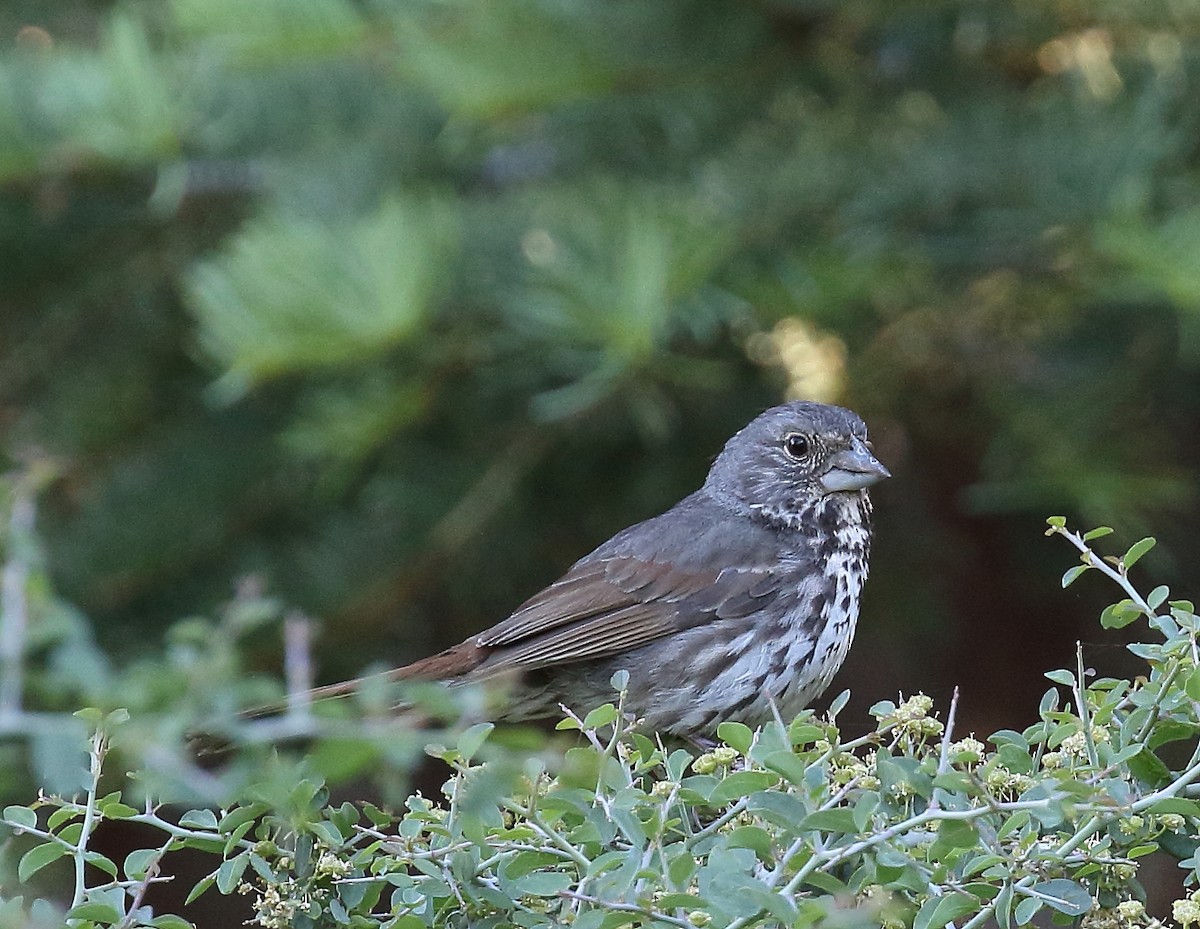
[239,639,488,721]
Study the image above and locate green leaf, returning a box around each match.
[1127,748,1171,786]
[997,811,1031,841]
[1146,798,1200,816]
[852,792,879,831]
[1044,670,1075,687]
[581,704,617,731]
[717,721,753,754]
[218,804,267,835]
[1061,565,1088,588]
[48,807,79,831]
[827,689,851,717]
[1100,601,1141,629]
[125,848,159,880]
[656,894,706,910]
[224,819,256,856]
[790,722,824,746]
[180,809,219,830]
[19,842,67,881]
[929,819,978,859]
[1186,668,1200,702]
[457,722,495,761]
[914,891,978,929]
[151,916,195,929]
[933,771,976,794]
[99,801,139,820]
[84,850,118,877]
[1148,585,1170,609]
[1027,879,1093,916]
[1083,526,1113,541]
[1014,895,1042,925]
[310,820,345,847]
[58,822,83,844]
[216,854,249,894]
[1124,537,1156,569]
[1046,516,1066,529]
[801,871,847,894]
[3,805,37,830]
[249,853,277,883]
[798,808,858,834]
[65,901,122,924]
[185,874,216,905]
[995,883,1014,929]
[760,749,807,785]
[727,825,774,861]
[707,770,777,805]
[515,871,573,896]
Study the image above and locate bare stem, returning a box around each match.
[0,486,36,721]
[284,612,315,719]
[71,729,107,916]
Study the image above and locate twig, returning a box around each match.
[71,729,106,915]
[0,485,36,721]
[558,891,693,929]
[937,687,961,778]
[284,612,315,718]
[1073,642,1101,771]
[116,836,175,929]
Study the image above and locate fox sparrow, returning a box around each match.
[310,401,889,738]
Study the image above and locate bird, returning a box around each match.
[302,401,889,740]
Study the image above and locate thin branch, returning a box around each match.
[937,687,961,779]
[284,612,315,719]
[0,486,36,721]
[72,729,106,914]
[1073,642,1101,771]
[115,836,175,929]
[558,891,693,929]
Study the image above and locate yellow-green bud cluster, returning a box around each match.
[1059,725,1111,758]
[947,736,986,766]
[984,765,1033,800]
[1084,900,1166,929]
[692,745,740,775]
[316,852,353,879]
[816,740,880,789]
[1176,896,1200,928]
[883,694,944,741]
[243,881,301,929]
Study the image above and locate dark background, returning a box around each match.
[1,0,1199,919]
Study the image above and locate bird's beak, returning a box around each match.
[820,438,891,493]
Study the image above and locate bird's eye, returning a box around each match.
[783,433,810,460]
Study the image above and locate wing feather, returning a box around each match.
[470,558,783,678]
[459,494,811,680]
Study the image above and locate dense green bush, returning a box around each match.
[4,519,1200,928]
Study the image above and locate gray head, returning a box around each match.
[703,401,890,522]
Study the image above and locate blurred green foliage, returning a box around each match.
[1,0,1199,782]
[8,523,1200,928]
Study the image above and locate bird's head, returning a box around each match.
[704,401,890,525]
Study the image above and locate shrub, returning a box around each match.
[4,519,1200,929]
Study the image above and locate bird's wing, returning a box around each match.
[465,550,787,677]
